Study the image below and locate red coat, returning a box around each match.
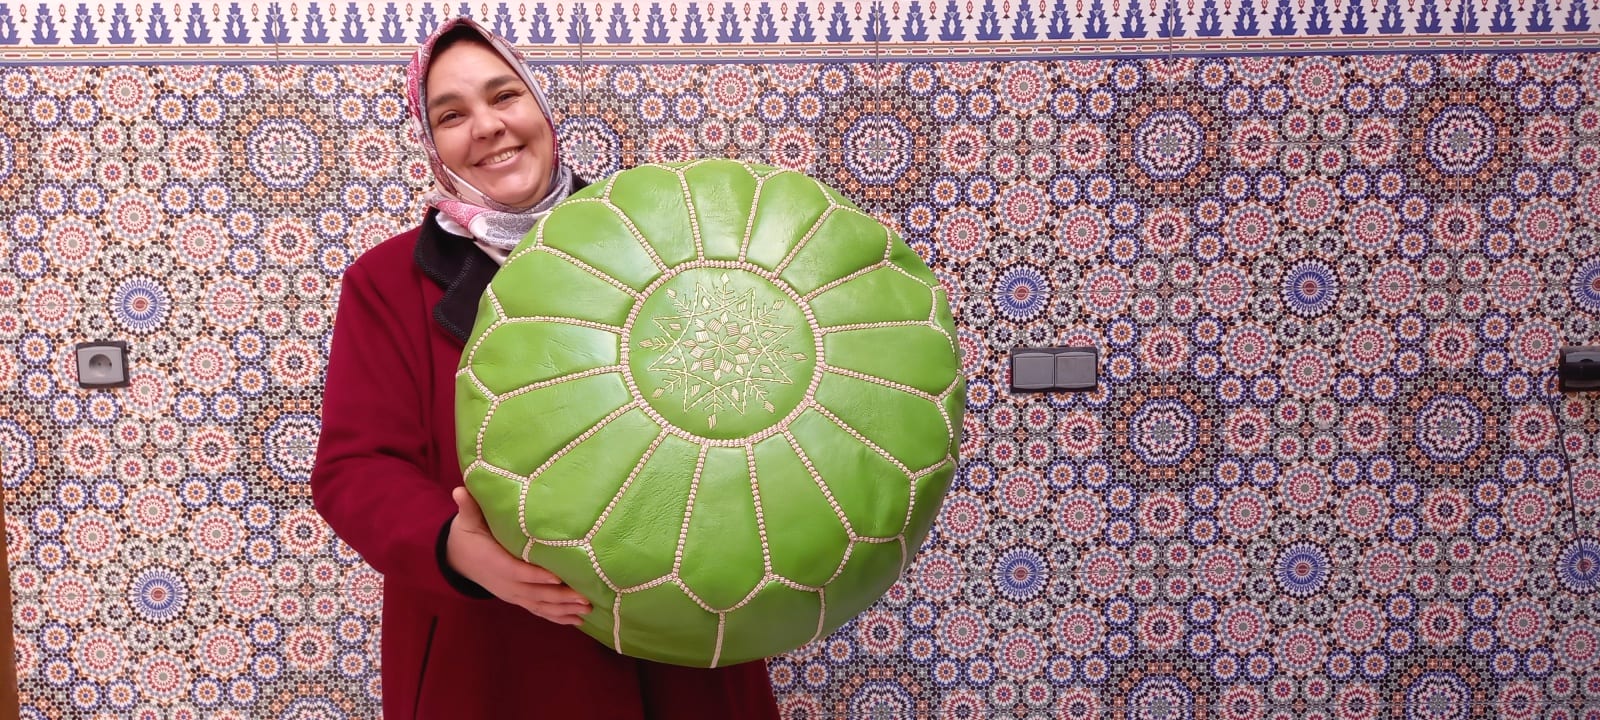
[311,212,780,720]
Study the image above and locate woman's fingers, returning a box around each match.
[505,561,566,585]
[525,582,590,607]
[510,583,592,624]
[534,609,588,626]
[465,534,565,586]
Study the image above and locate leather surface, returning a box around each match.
[456,159,964,667]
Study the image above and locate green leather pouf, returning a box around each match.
[455,159,964,667]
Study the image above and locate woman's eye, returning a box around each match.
[496,91,519,103]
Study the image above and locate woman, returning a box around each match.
[310,18,781,719]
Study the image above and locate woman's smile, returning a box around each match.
[425,39,555,208]
[479,147,523,167]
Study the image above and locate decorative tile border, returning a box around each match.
[0,0,1597,62]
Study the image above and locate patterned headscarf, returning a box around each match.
[405,16,575,257]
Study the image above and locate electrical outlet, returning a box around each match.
[75,341,130,389]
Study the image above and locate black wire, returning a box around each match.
[1545,369,1594,593]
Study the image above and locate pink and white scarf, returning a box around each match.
[405,16,575,260]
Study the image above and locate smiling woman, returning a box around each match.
[422,35,555,210]
[310,16,779,720]
[400,21,575,259]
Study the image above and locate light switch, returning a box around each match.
[1010,350,1056,391]
[1054,349,1098,391]
[1009,346,1098,393]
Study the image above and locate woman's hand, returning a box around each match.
[445,487,592,626]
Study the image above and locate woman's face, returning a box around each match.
[425,39,553,208]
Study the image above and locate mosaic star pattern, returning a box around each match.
[2,50,1600,718]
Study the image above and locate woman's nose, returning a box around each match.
[471,110,505,138]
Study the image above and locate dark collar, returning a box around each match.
[412,177,589,344]
[413,208,497,345]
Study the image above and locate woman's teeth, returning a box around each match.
[483,148,519,165]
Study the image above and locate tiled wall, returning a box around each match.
[3,4,1600,717]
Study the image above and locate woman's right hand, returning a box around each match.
[445,487,592,626]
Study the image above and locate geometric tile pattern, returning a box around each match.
[2,50,1600,717]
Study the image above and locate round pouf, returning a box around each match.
[456,159,964,667]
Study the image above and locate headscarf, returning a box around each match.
[405,16,575,260]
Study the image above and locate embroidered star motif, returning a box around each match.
[637,273,806,430]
